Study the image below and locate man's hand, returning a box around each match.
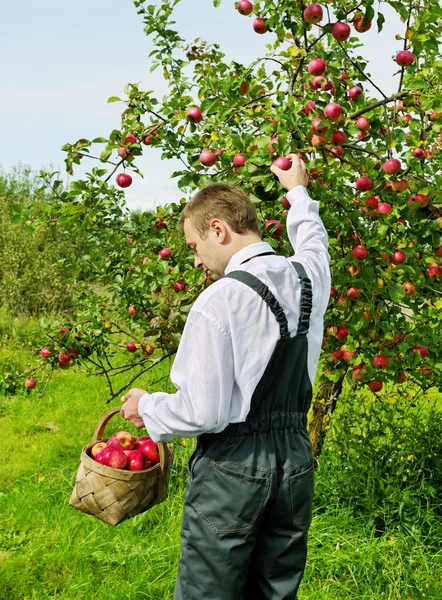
[120,388,147,429]
[271,153,308,191]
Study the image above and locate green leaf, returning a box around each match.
[92,137,108,144]
[377,12,385,33]
[107,96,122,103]
[100,148,113,162]
[200,98,222,116]
[388,282,406,303]
[213,0,221,6]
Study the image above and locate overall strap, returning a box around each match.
[225,271,291,340]
[290,262,313,336]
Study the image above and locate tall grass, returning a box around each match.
[0,316,441,598]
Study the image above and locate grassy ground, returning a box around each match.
[0,318,441,598]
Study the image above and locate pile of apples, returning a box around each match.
[90,431,160,471]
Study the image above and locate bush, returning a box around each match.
[0,166,92,316]
[316,389,442,541]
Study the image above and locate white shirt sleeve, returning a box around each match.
[285,185,331,314]
[137,309,234,442]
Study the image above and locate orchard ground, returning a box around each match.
[0,312,441,599]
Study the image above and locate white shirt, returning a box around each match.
[138,185,331,442]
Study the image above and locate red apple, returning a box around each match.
[58,353,70,364]
[237,0,253,15]
[253,18,268,33]
[239,82,249,94]
[200,150,218,166]
[332,130,346,144]
[142,344,155,355]
[126,450,148,471]
[40,347,52,358]
[303,3,323,24]
[143,131,159,145]
[355,117,370,131]
[330,287,336,298]
[118,147,130,158]
[265,220,283,238]
[187,107,203,123]
[336,326,348,339]
[312,75,325,88]
[233,153,245,167]
[353,365,367,381]
[125,133,137,145]
[171,281,185,293]
[352,245,368,260]
[412,148,424,158]
[269,137,278,152]
[58,327,70,334]
[348,86,363,100]
[411,345,428,358]
[391,251,406,265]
[322,78,335,92]
[312,118,329,133]
[435,245,442,257]
[402,281,416,295]
[116,173,132,188]
[428,263,442,277]
[339,71,349,81]
[96,447,127,469]
[91,442,108,458]
[308,58,326,76]
[128,306,138,315]
[324,103,342,122]
[353,17,371,32]
[383,159,401,174]
[372,354,390,368]
[108,431,136,451]
[356,177,372,191]
[331,349,344,360]
[347,287,361,299]
[396,50,415,67]
[378,202,392,215]
[25,378,37,389]
[368,380,383,392]
[139,439,160,464]
[272,156,292,170]
[332,22,351,41]
[158,247,172,258]
[126,342,137,353]
[301,100,316,115]
[134,435,151,450]
[365,196,379,209]
[398,371,407,383]
[312,134,327,148]
[328,146,343,158]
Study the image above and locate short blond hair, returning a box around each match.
[178,182,261,239]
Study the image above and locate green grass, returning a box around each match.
[1,319,441,598]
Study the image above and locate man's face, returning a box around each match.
[183,217,225,280]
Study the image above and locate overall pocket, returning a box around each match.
[289,459,314,526]
[196,459,270,535]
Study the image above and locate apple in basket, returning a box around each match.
[134,435,151,450]
[139,439,160,464]
[126,450,151,471]
[90,441,108,459]
[96,447,128,470]
[107,431,136,451]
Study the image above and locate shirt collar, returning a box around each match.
[224,241,275,275]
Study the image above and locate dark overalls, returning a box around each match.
[174,261,314,600]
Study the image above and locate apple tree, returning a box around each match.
[19,0,442,459]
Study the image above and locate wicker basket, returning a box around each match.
[69,406,173,526]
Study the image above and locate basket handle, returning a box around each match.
[91,406,167,472]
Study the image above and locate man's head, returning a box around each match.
[178,182,262,280]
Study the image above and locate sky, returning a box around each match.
[2,0,404,211]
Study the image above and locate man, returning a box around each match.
[121,154,330,599]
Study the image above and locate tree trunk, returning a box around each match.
[308,378,344,465]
